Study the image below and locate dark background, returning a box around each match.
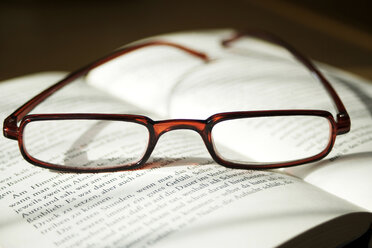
[1,0,371,81]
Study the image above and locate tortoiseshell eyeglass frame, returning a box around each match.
[3,30,351,172]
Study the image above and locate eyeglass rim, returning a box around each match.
[17,110,336,172]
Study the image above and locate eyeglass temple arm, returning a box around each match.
[222,30,350,135]
[3,41,210,140]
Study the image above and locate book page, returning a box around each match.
[284,68,372,211]
[162,38,372,210]
[0,73,369,248]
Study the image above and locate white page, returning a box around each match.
[0,73,369,248]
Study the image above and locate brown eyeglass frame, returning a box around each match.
[3,30,351,173]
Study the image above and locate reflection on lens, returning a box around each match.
[23,119,149,169]
[212,116,331,165]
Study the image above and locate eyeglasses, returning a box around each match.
[3,30,351,172]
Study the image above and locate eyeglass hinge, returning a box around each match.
[336,112,351,135]
[3,116,19,140]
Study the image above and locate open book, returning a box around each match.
[1,30,371,248]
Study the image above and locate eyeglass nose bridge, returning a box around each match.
[153,119,207,137]
[138,119,213,170]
